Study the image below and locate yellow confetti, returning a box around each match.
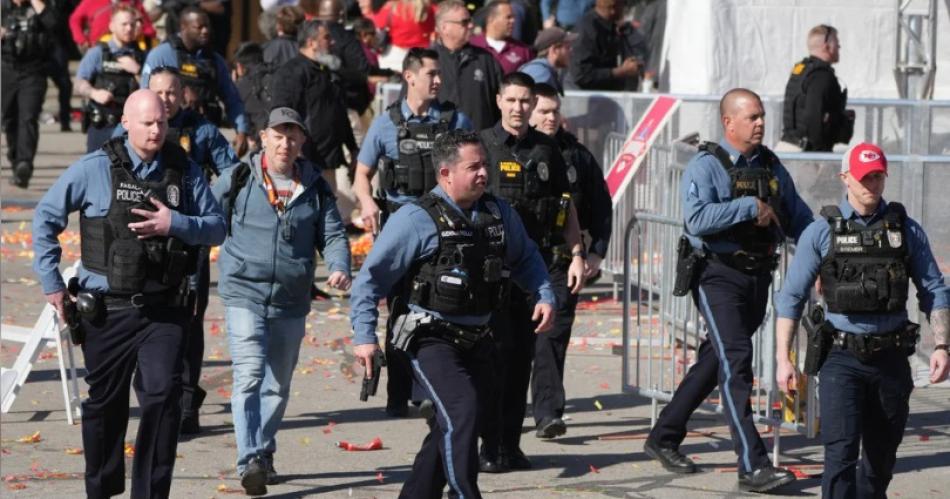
[594,400,603,410]
[16,431,41,444]
[64,447,83,455]
[301,436,311,445]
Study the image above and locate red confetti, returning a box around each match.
[375,472,384,483]
[787,466,809,479]
[210,323,222,336]
[7,483,26,490]
[919,434,930,441]
[599,382,610,389]
[216,387,232,399]
[322,422,337,434]
[588,464,600,474]
[335,437,383,451]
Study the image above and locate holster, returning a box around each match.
[802,305,833,375]
[672,236,704,297]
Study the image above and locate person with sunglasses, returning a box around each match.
[779,24,855,152]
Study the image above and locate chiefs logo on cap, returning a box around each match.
[859,150,881,163]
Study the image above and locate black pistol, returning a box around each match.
[359,349,386,401]
[802,305,832,375]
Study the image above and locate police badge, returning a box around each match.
[887,229,902,248]
[166,185,181,208]
[537,162,549,181]
[566,165,577,184]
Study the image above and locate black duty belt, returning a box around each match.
[102,291,182,310]
[420,319,491,350]
[709,251,778,274]
[832,324,920,362]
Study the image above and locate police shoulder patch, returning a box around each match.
[792,63,805,75]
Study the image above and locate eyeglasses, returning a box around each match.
[820,24,835,44]
[445,17,473,27]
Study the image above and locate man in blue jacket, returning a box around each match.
[213,107,351,496]
[32,89,226,498]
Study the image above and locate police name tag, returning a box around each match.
[440,275,463,286]
[499,161,521,178]
[180,63,199,77]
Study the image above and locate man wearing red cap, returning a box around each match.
[775,142,950,498]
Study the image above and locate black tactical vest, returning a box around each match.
[818,203,909,314]
[700,142,787,256]
[482,128,566,249]
[171,36,222,125]
[80,137,197,294]
[89,43,143,121]
[781,57,847,149]
[381,102,456,197]
[407,193,507,316]
[1,3,49,64]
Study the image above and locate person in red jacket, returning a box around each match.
[69,0,156,50]
[373,0,437,71]
[469,0,533,74]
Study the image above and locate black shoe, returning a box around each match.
[501,447,532,470]
[643,438,697,474]
[11,161,30,189]
[385,402,408,418]
[479,449,508,473]
[417,399,435,420]
[535,417,567,439]
[263,455,279,485]
[180,414,201,435]
[241,457,268,496]
[738,465,795,493]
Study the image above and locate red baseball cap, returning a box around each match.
[841,142,888,180]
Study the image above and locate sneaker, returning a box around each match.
[738,464,796,493]
[535,417,567,439]
[643,438,697,474]
[240,457,268,496]
[262,455,278,485]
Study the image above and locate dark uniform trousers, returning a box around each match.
[181,249,211,422]
[819,348,913,499]
[648,260,772,473]
[400,334,492,499]
[384,281,418,411]
[1,62,47,167]
[531,266,578,423]
[80,305,186,499]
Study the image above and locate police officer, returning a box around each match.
[643,88,813,493]
[779,24,854,152]
[1,0,60,188]
[32,89,226,498]
[528,82,612,437]
[775,142,950,499]
[349,129,556,498]
[75,5,145,153]
[142,6,249,157]
[144,67,238,435]
[478,71,586,472]
[352,47,474,417]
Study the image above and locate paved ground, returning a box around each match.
[2,105,948,498]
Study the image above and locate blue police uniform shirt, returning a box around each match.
[112,109,239,177]
[76,39,140,82]
[32,139,227,295]
[141,41,250,134]
[775,196,950,335]
[681,140,814,252]
[356,100,474,205]
[349,185,555,346]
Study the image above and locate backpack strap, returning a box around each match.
[697,141,735,174]
[102,137,135,171]
[226,162,252,236]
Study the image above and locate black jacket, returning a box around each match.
[329,22,372,114]
[555,129,611,257]
[568,10,625,91]
[781,56,851,151]
[262,35,298,67]
[433,42,504,131]
[1,0,60,71]
[270,54,356,169]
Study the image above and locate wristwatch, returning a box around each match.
[572,249,587,259]
[935,344,949,354]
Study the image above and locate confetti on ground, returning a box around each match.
[16,432,41,444]
[588,464,600,474]
[6,483,27,491]
[376,472,384,483]
[322,422,337,434]
[594,400,603,410]
[336,437,383,451]
[301,437,312,445]
[124,442,135,458]
[919,434,930,441]
[216,483,243,494]
[64,448,83,455]
[598,382,610,389]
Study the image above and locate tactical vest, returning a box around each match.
[781,57,847,149]
[89,43,143,122]
[700,142,787,256]
[407,192,507,316]
[1,3,49,63]
[80,137,198,294]
[171,36,222,125]
[482,129,566,249]
[381,102,456,198]
[818,203,909,314]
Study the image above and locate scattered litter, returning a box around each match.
[588,464,600,474]
[16,432,41,444]
[64,448,83,455]
[594,400,603,410]
[336,437,383,451]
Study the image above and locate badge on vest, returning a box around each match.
[180,63,199,78]
[166,185,181,208]
[500,161,521,178]
[887,230,902,248]
[566,165,577,184]
[179,134,191,153]
[537,162,549,181]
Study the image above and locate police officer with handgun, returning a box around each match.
[645,88,813,493]
[32,90,226,498]
[349,129,555,498]
[775,142,950,499]
[351,47,474,417]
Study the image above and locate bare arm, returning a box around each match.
[929,308,950,383]
[353,163,380,234]
[775,317,799,393]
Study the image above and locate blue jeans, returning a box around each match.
[225,307,306,473]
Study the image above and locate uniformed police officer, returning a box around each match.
[779,24,854,152]
[352,46,474,417]
[528,82,612,438]
[142,6,249,157]
[144,67,238,435]
[32,89,226,498]
[775,142,950,499]
[1,0,60,188]
[75,5,145,153]
[350,129,556,498]
[643,88,813,493]
[478,71,586,472]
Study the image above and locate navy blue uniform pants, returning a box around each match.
[79,305,186,499]
[181,250,210,421]
[400,334,492,499]
[531,267,578,423]
[648,260,771,473]
[819,348,913,499]
[384,282,419,411]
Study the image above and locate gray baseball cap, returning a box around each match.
[267,107,306,132]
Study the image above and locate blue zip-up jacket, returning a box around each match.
[213,151,351,318]
[681,140,813,252]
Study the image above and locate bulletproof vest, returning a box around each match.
[381,102,455,197]
[171,36,222,125]
[407,192,507,316]
[818,203,909,314]
[700,142,787,255]
[1,3,49,63]
[90,43,143,119]
[781,57,846,148]
[558,133,584,223]
[482,129,566,249]
[80,137,198,294]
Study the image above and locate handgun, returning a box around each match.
[359,349,386,401]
